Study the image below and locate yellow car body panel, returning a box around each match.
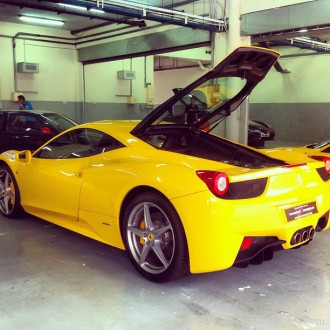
[1,123,330,274]
[172,164,330,272]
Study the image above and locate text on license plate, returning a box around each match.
[285,202,318,221]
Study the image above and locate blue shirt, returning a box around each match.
[19,101,33,110]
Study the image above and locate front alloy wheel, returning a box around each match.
[123,192,189,282]
[0,165,23,218]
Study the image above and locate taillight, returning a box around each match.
[41,127,53,135]
[309,156,330,174]
[240,237,254,251]
[196,171,229,196]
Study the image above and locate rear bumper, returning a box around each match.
[233,237,285,267]
[172,187,330,274]
[233,209,329,267]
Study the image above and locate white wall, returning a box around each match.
[154,67,206,105]
[85,57,154,104]
[15,39,80,102]
[251,48,330,103]
[0,22,79,106]
[248,46,330,142]
[0,21,155,118]
[241,0,314,14]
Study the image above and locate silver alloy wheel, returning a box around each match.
[126,201,175,274]
[0,169,15,215]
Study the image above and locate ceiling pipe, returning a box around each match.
[46,0,225,32]
[273,39,330,54]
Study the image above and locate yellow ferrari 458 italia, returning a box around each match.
[1,47,330,282]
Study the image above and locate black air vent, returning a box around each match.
[221,178,268,200]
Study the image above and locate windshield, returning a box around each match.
[150,76,246,131]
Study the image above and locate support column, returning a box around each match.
[211,0,250,144]
[226,0,245,143]
[210,32,227,137]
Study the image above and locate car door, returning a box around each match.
[17,128,118,223]
[6,112,46,151]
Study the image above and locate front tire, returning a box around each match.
[123,192,189,282]
[0,165,23,218]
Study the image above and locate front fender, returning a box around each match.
[0,150,20,172]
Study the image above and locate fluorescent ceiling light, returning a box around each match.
[90,8,105,13]
[58,3,87,11]
[298,28,308,33]
[19,16,64,26]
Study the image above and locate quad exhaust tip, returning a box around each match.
[292,232,302,244]
[308,227,315,239]
[290,226,315,246]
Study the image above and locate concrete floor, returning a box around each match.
[1,139,329,330]
[1,211,330,329]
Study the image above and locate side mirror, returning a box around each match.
[15,150,32,163]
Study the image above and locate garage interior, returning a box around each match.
[1,1,330,329]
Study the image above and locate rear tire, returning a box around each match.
[123,192,189,282]
[0,165,24,218]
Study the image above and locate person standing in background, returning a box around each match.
[18,95,33,110]
[184,96,199,125]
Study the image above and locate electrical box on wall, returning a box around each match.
[127,96,136,104]
[117,70,136,80]
[17,62,39,73]
[146,84,154,105]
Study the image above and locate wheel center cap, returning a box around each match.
[147,233,154,241]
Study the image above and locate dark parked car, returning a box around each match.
[0,110,78,153]
[249,120,275,140]
[247,129,264,147]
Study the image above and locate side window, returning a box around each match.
[142,134,167,148]
[142,133,192,151]
[24,115,42,130]
[8,113,25,131]
[35,128,125,159]
[7,113,41,131]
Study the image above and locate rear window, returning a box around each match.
[41,113,78,133]
[152,76,246,130]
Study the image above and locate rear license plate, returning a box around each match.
[285,202,318,221]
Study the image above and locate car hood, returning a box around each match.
[131,46,279,136]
